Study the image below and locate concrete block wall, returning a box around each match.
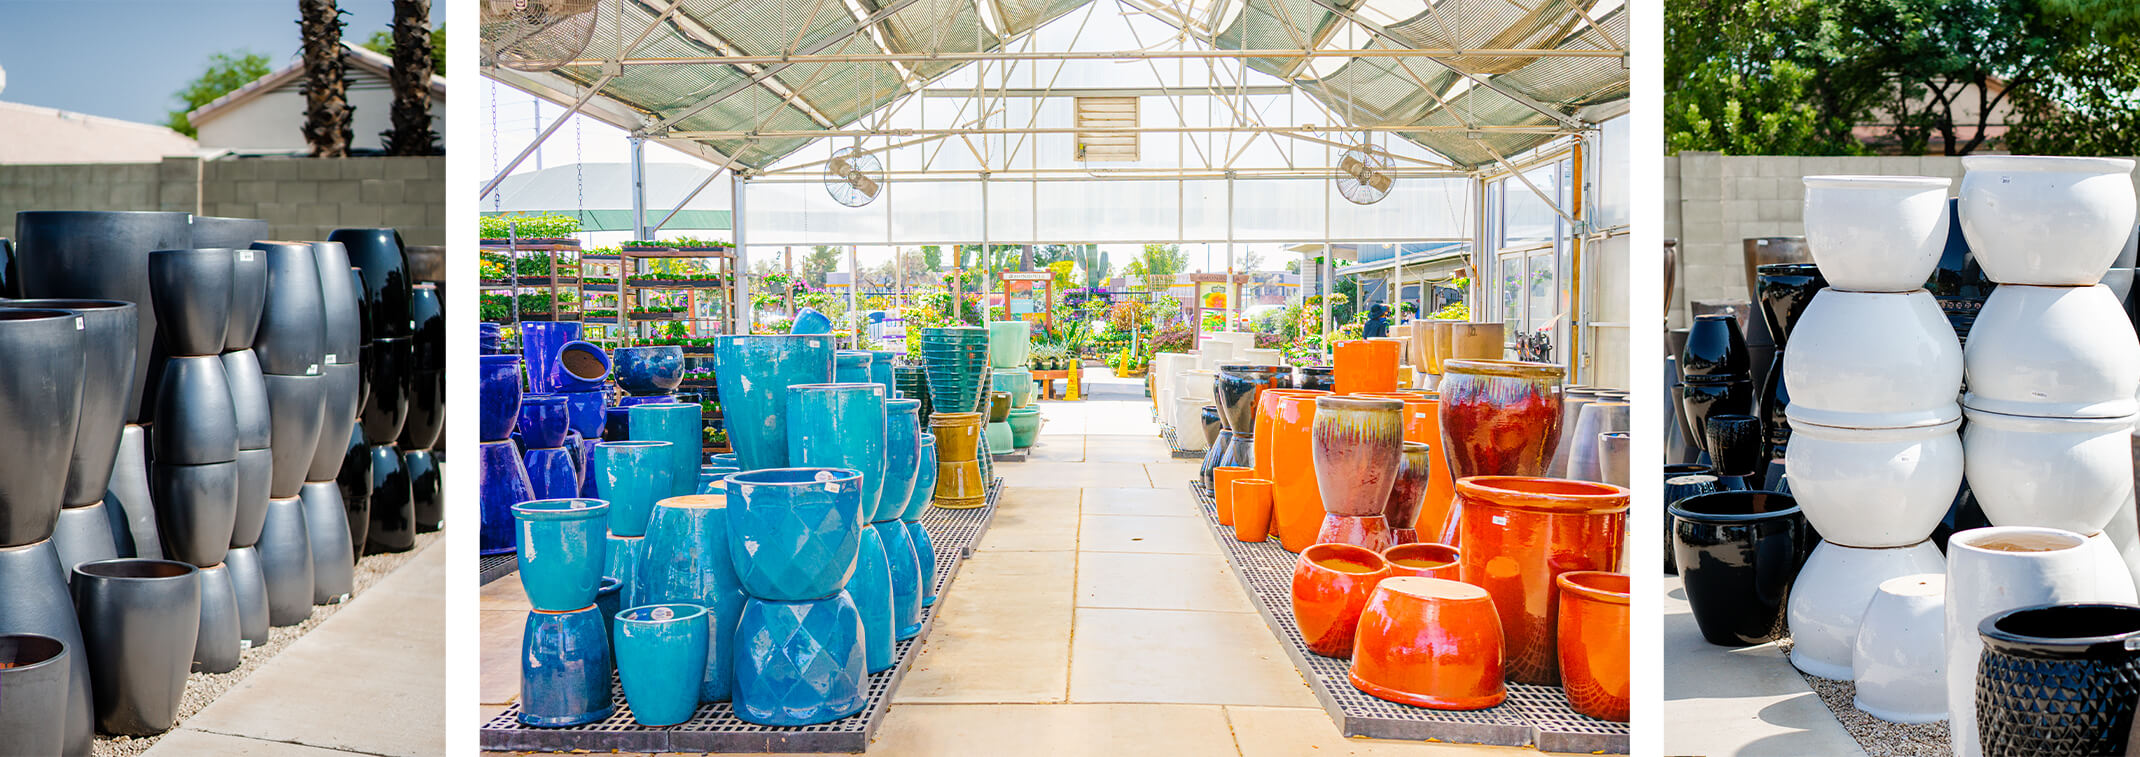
[0,155,443,246]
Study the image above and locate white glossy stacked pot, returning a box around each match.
[1174,396,1210,452]
[1176,369,1215,439]
[1781,175,1962,681]
[1194,338,1236,372]
[1239,348,1283,366]
[1152,352,1190,431]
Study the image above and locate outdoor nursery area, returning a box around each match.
[476,0,1631,753]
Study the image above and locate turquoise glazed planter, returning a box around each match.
[709,452,739,469]
[906,521,938,608]
[520,321,584,395]
[641,494,746,702]
[786,383,888,521]
[725,467,863,601]
[513,499,609,612]
[1007,407,1042,449]
[879,518,923,640]
[868,352,896,397]
[834,351,872,384]
[519,605,614,726]
[628,403,701,498]
[993,368,1033,408]
[611,346,683,396]
[853,523,895,672]
[880,399,923,523]
[791,307,833,335]
[612,603,710,727]
[605,533,647,610]
[698,466,738,495]
[479,355,522,442]
[519,395,570,449]
[714,335,835,471]
[986,420,1013,454]
[523,447,578,502]
[593,441,673,537]
[903,437,939,522]
[733,592,866,726]
[480,440,534,555]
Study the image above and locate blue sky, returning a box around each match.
[0,0,440,125]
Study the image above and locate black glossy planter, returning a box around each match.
[0,238,17,300]
[1680,313,1749,381]
[146,248,233,357]
[193,561,240,673]
[1928,197,1994,343]
[0,308,86,548]
[329,228,412,340]
[71,558,199,736]
[14,210,192,423]
[255,496,314,625]
[107,425,160,560]
[1703,414,1764,479]
[0,633,71,756]
[1296,365,1336,391]
[151,461,237,568]
[1977,603,2140,756]
[152,354,239,465]
[352,269,372,410]
[224,544,270,646]
[1216,364,1287,431]
[262,372,326,498]
[0,299,136,510]
[251,241,326,376]
[230,447,272,548]
[401,284,445,449]
[336,422,373,560]
[406,448,442,533]
[365,443,413,555]
[51,502,119,584]
[309,362,362,482]
[362,336,413,444]
[223,349,273,450]
[311,241,362,365]
[1662,464,1719,574]
[0,540,92,756]
[1678,379,1753,457]
[187,215,267,253]
[1754,263,1825,462]
[1670,490,1805,647]
[225,242,268,352]
[298,481,355,603]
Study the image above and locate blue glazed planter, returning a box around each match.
[520,321,584,396]
[709,453,739,469]
[786,383,888,521]
[869,352,896,398]
[523,447,579,502]
[852,523,895,672]
[725,467,864,601]
[616,394,678,407]
[878,516,923,640]
[628,403,701,498]
[594,577,623,651]
[834,351,873,384]
[479,440,534,555]
[698,466,739,495]
[520,605,614,727]
[560,389,607,440]
[593,441,673,537]
[514,499,609,612]
[575,437,602,499]
[903,437,939,522]
[612,346,684,396]
[906,521,938,608]
[715,335,835,472]
[479,355,523,442]
[606,533,647,610]
[641,494,747,702]
[733,592,866,726]
[791,307,833,335]
[479,323,503,354]
[880,399,922,524]
[613,603,711,727]
[602,407,632,441]
[519,395,570,449]
[554,341,610,393]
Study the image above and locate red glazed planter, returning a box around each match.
[1556,570,1631,722]
[1349,576,1506,710]
[1290,543,1392,657]
[1383,542,1460,580]
[1333,339,1400,395]
[1380,441,1433,544]
[1456,475,1628,685]
[1314,513,1390,551]
[1437,360,1565,482]
[1212,466,1253,526]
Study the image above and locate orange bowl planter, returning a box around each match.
[1230,478,1274,542]
[1333,339,1401,395]
[1212,466,1253,526]
[1290,543,1392,657]
[1349,577,1506,710]
[1383,542,1461,580]
[1455,475,1628,686]
[1556,571,1631,722]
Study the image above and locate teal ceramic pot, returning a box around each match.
[518,321,584,396]
[513,499,609,612]
[594,577,622,651]
[605,533,647,610]
[1007,407,1042,449]
[993,369,1033,408]
[725,467,863,601]
[714,335,835,471]
[612,603,710,727]
[518,395,569,449]
[698,466,739,495]
[790,307,833,335]
[786,383,888,519]
[868,352,896,397]
[641,494,746,702]
[519,605,614,726]
[479,440,533,555]
[987,321,1031,369]
[709,452,739,469]
[593,441,673,537]
[835,351,873,384]
[906,521,938,608]
[880,400,922,523]
[853,523,895,672]
[986,420,1013,453]
[902,437,938,523]
[879,519,923,640]
[732,591,866,726]
[628,403,701,498]
[523,447,578,502]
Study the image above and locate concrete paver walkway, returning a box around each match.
[1663,574,1863,756]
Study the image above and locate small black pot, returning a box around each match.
[50,502,119,585]
[1680,313,1749,381]
[0,299,135,509]
[1703,414,1765,479]
[222,349,273,450]
[1296,365,1336,391]
[0,633,71,756]
[72,559,199,735]
[310,241,362,365]
[224,544,270,646]
[0,541,92,755]
[329,228,412,341]
[225,242,268,351]
[0,308,87,548]
[299,481,355,603]
[187,216,267,252]
[1978,603,2140,756]
[405,448,442,533]
[1670,490,1805,646]
[1662,464,1719,575]
[146,248,233,357]
[255,496,314,625]
[150,461,237,568]
[106,425,161,560]
[365,443,414,555]
[152,355,239,465]
[1678,379,1754,457]
[192,562,241,674]
[361,336,414,445]
[262,372,326,498]
[309,362,362,482]
[336,422,374,560]
[251,241,326,375]
[14,210,192,424]
[229,447,273,549]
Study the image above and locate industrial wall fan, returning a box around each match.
[825,146,884,208]
[1337,145,1395,205]
[482,0,600,72]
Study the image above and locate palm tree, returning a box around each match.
[299,0,352,157]
[382,0,438,155]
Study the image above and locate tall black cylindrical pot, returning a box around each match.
[1679,313,1749,382]
[255,496,314,625]
[71,558,199,736]
[146,248,232,358]
[152,354,239,466]
[0,299,135,509]
[150,461,237,568]
[1670,490,1804,647]
[50,502,119,584]
[0,633,70,756]
[328,228,410,340]
[405,448,442,533]
[224,239,268,351]
[0,540,92,756]
[0,308,86,548]
[230,447,272,549]
[106,425,160,560]
[224,544,270,646]
[362,336,413,445]
[192,561,240,673]
[250,242,326,376]
[310,242,362,364]
[401,283,445,448]
[309,362,362,482]
[298,481,355,603]
[261,373,326,499]
[13,210,192,423]
[1977,603,2140,756]
[365,444,413,554]
[1753,264,1825,462]
[187,216,267,257]
[336,422,373,562]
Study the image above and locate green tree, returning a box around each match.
[363,24,446,74]
[801,246,842,287]
[2004,6,2140,155]
[1665,0,1876,154]
[166,51,272,136]
[1122,243,1187,277]
[919,245,943,272]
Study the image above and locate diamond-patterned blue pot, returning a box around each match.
[715,335,835,472]
[725,467,864,601]
[786,383,888,519]
[513,498,609,612]
[852,523,895,672]
[519,604,613,726]
[879,400,922,524]
[605,533,647,610]
[560,388,607,439]
[879,517,923,640]
[593,441,674,537]
[522,447,578,502]
[479,440,533,555]
[518,395,569,448]
[613,603,710,727]
[641,494,746,702]
[835,351,873,384]
[733,591,866,726]
[628,403,701,498]
[1977,602,2140,756]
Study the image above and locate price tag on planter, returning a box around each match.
[74,317,83,330]
[1491,515,1507,526]
[307,363,320,375]
[324,353,338,364]
[238,250,254,261]
[240,639,253,651]
[652,606,674,621]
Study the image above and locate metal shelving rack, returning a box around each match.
[612,244,738,456]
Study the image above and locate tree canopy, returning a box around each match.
[362,24,446,75]
[166,51,273,136]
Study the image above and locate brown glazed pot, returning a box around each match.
[1455,476,1628,686]
[1310,396,1405,517]
[1437,360,1565,484]
[1380,441,1434,544]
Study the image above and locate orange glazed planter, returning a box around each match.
[1437,360,1564,482]
[1252,389,1329,483]
[1349,577,1506,710]
[1231,478,1274,542]
[1267,392,1330,552]
[1212,466,1253,526]
[1556,571,1631,722]
[1290,543,1392,657]
[1456,476,1628,686]
[1383,542,1461,580]
[1333,340,1401,395]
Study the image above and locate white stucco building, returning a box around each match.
[188,42,446,155]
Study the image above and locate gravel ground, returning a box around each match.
[93,531,443,757]
[1775,637,1952,757]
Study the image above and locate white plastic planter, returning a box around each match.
[1781,289,1963,429]
[1802,175,1952,292]
[1786,539,1945,681]
[1945,526,2109,757]
[1962,283,2140,418]
[1784,419,1962,548]
[1959,156,2137,285]
[1850,573,1947,724]
[1961,405,2136,537]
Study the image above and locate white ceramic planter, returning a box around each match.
[1961,405,2136,536]
[1786,539,1945,680]
[1153,352,1190,428]
[1174,396,1210,452]
[1802,175,1952,292]
[1781,289,1963,429]
[1176,369,1215,432]
[1959,155,2137,285]
[2084,530,2140,603]
[1194,340,1236,372]
[1850,573,1947,724]
[1208,331,1257,354]
[1784,419,1962,548]
[1945,526,2110,757]
[1240,348,1283,366]
[1962,284,2140,418]
[2107,466,2140,596]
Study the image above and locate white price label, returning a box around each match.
[74,317,84,330]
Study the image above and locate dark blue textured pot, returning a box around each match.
[612,346,684,396]
[602,407,632,441]
[480,441,534,555]
[853,523,894,672]
[879,516,923,640]
[554,340,610,394]
[1977,602,2140,756]
[613,602,710,727]
[880,399,922,524]
[592,441,673,538]
[905,521,938,608]
[641,494,746,702]
[714,335,834,471]
[790,307,833,335]
[606,533,648,610]
[628,403,700,499]
[835,351,872,384]
[524,448,578,502]
[786,383,888,521]
[519,605,614,727]
[725,467,864,601]
[518,395,570,449]
[560,389,607,440]
[479,355,522,443]
[518,321,582,396]
[514,499,609,612]
[733,592,866,726]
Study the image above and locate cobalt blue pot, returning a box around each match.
[853,523,895,672]
[479,440,534,555]
[514,499,609,612]
[523,448,578,502]
[478,355,522,443]
[869,352,896,397]
[834,351,872,384]
[790,307,833,335]
[714,335,834,471]
[518,321,583,396]
[641,494,746,702]
[879,516,923,640]
[518,395,570,449]
[613,603,710,727]
[602,407,632,441]
[786,383,888,522]
[606,534,647,610]
[627,403,700,499]
[906,521,938,608]
[732,591,866,726]
[478,323,503,354]
[725,468,864,601]
[594,577,623,652]
[560,389,607,440]
[880,399,922,524]
[593,441,673,537]
[575,437,601,499]
[612,346,684,397]
[554,340,610,394]
[519,605,614,727]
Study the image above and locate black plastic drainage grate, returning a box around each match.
[1189,481,1630,755]
[479,553,517,586]
[479,479,1003,753]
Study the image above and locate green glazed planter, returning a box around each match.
[988,321,1030,369]
[1007,407,1042,449]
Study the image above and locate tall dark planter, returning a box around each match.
[151,460,237,568]
[250,242,326,375]
[1214,364,1286,475]
[13,210,192,423]
[152,355,239,465]
[336,422,374,559]
[262,373,327,498]
[299,481,355,603]
[1753,264,1825,463]
[362,337,413,444]
[0,238,18,300]
[406,448,442,532]
[1670,490,1805,646]
[1977,603,2140,756]
[255,496,314,624]
[402,284,445,448]
[0,633,71,756]
[71,558,199,736]
[1679,313,1749,382]
[192,562,240,673]
[223,544,270,645]
[366,444,414,554]
[329,228,412,341]
[0,540,93,756]
[0,299,136,509]
[0,308,87,547]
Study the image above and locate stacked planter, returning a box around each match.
[289,240,361,607]
[403,282,447,530]
[724,468,868,725]
[514,498,615,726]
[480,355,537,556]
[919,328,989,506]
[217,245,273,650]
[522,396,579,500]
[335,228,417,558]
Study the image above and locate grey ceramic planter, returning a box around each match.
[187,215,267,253]
[308,362,362,482]
[0,299,135,509]
[13,210,191,423]
[192,562,240,673]
[0,540,93,756]
[151,355,239,465]
[225,241,268,351]
[251,241,326,376]
[229,447,272,548]
[261,372,326,498]
[222,348,273,450]
[105,425,161,560]
[310,241,362,365]
[0,308,86,548]
[255,496,315,625]
[151,461,237,568]
[50,502,119,585]
[0,633,71,756]
[224,544,270,646]
[146,248,233,357]
[300,481,356,603]
[71,558,200,736]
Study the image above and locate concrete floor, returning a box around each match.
[1662,574,1864,756]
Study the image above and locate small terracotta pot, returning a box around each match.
[1268,392,1331,552]
[1456,475,1628,685]
[1314,514,1390,551]
[1556,571,1631,722]
[1291,543,1392,657]
[1438,360,1565,483]
[1333,340,1400,395]
[1212,466,1252,526]
[1348,576,1505,709]
[1232,478,1274,542]
[1383,542,1460,579]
